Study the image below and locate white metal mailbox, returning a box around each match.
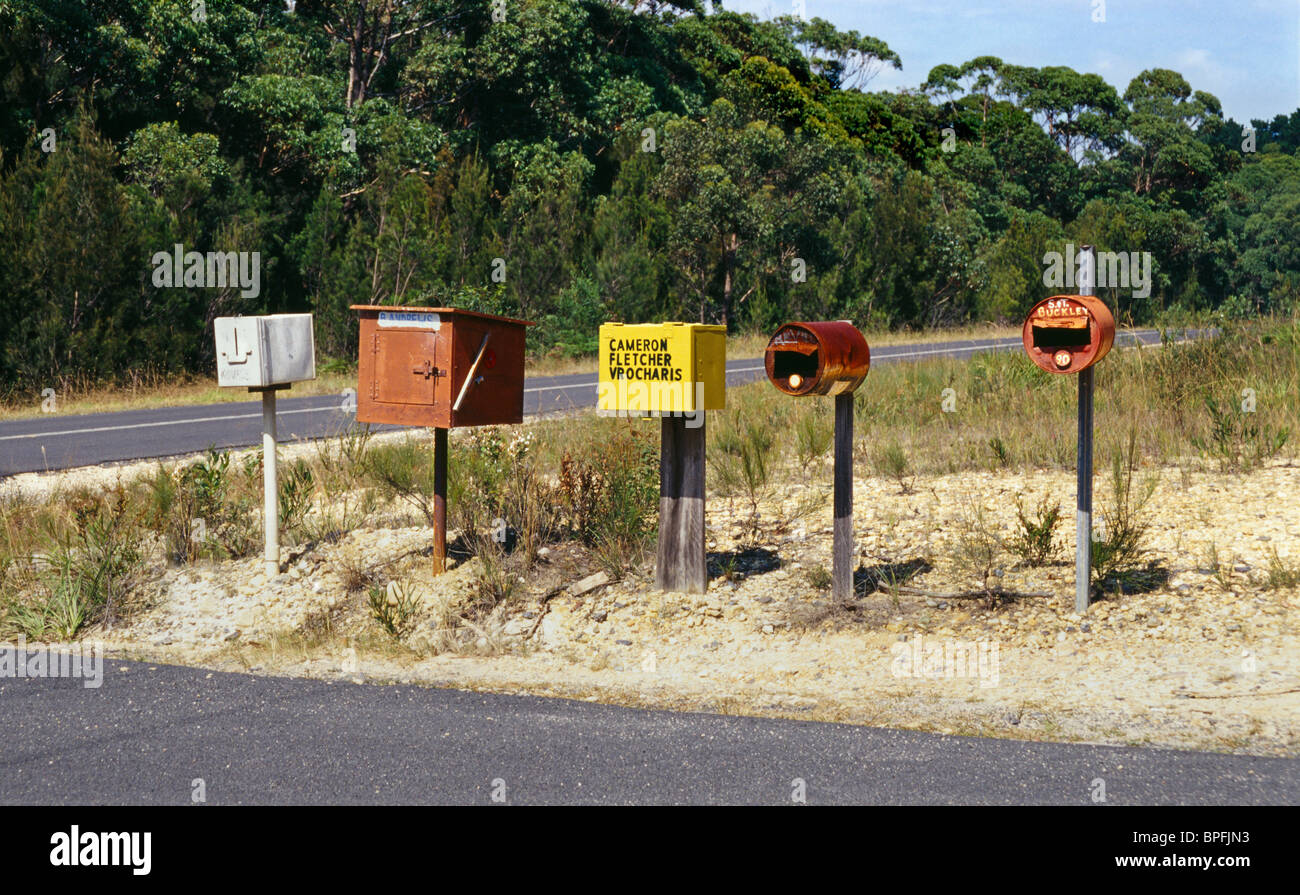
[214,314,316,388]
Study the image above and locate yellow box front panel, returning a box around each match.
[598,322,726,413]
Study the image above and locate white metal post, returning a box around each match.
[262,388,279,578]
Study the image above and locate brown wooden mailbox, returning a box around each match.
[352,305,533,576]
[765,321,871,396]
[1021,295,1115,375]
[351,306,533,428]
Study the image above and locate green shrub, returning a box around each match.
[1091,432,1158,589]
[1009,496,1062,566]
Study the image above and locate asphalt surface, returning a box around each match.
[0,658,1293,805]
[0,330,1171,476]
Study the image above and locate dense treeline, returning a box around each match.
[0,0,1297,395]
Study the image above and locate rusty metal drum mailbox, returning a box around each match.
[764,320,871,603]
[351,306,534,428]
[1022,295,1114,375]
[765,321,870,396]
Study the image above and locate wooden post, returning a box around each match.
[1076,245,1096,613]
[656,415,707,593]
[833,392,854,601]
[433,426,448,574]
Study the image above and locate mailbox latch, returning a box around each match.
[411,360,443,379]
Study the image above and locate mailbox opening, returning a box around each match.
[1031,318,1092,350]
[772,346,820,389]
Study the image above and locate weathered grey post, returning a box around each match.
[832,393,854,601]
[1075,245,1096,613]
[656,416,707,593]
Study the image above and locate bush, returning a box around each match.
[368,581,423,639]
[1009,497,1062,566]
[146,449,258,563]
[9,486,146,638]
[1091,431,1158,589]
[558,425,658,577]
[712,410,779,540]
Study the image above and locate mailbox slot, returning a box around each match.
[771,342,820,384]
[765,321,869,396]
[1032,317,1092,350]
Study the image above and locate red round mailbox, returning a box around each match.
[1021,295,1115,375]
[765,321,870,396]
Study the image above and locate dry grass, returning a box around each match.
[718,318,1298,475]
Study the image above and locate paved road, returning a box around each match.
[0,658,1292,805]
[0,330,1173,476]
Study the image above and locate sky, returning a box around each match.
[716,0,1300,123]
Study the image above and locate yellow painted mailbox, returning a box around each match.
[598,323,726,414]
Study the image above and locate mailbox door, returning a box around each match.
[215,316,266,388]
[375,330,442,406]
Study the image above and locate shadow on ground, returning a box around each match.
[708,547,782,580]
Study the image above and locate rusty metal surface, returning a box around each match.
[764,321,871,396]
[1021,295,1115,374]
[352,306,533,428]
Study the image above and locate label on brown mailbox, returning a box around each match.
[352,305,533,429]
[1022,295,1115,374]
[378,310,441,330]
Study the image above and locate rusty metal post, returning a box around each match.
[1076,246,1096,613]
[832,392,854,601]
[433,427,448,573]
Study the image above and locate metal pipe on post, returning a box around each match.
[261,388,279,579]
[433,427,448,574]
[1075,245,1096,613]
[832,392,854,602]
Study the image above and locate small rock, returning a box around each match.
[592,610,608,622]
[615,639,632,646]
[570,571,612,597]
[502,618,531,637]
